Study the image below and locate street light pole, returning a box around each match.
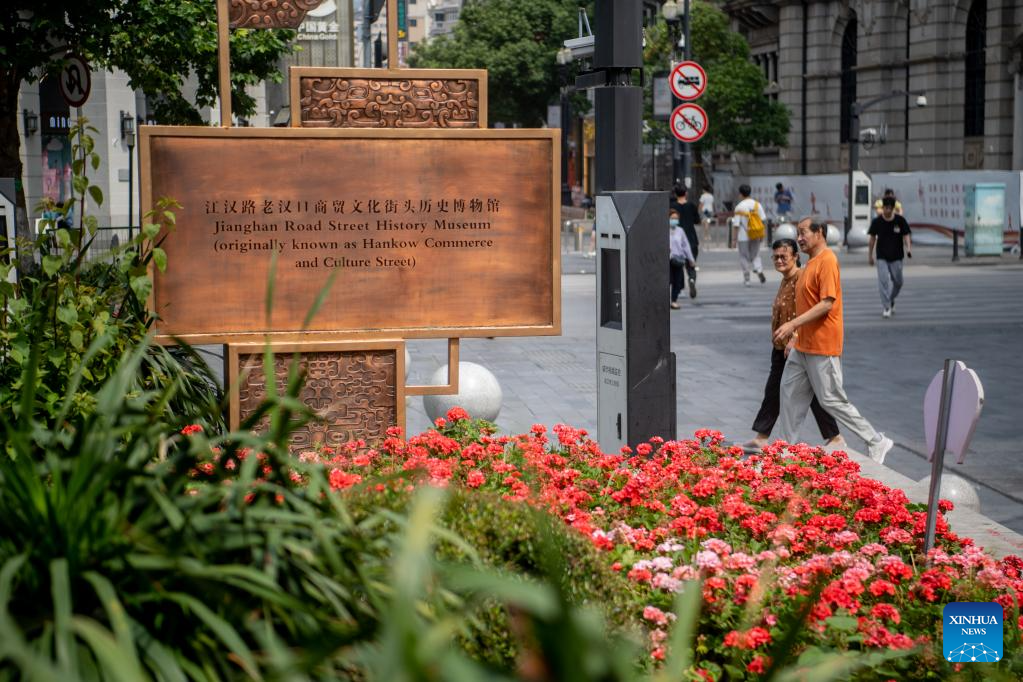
[557,47,573,207]
[662,1,682,188]
[120,111,136,241]
[681,0,691,189]
[846,90,926,247]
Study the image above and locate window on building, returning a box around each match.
[435,12,444,23]
[964,0,986,137]
[839,14,857,143]
[752,51,780,101]
[409,18,417,27]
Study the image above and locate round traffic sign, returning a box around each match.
[59,53,92,108]
[669,61,706,101]
[670,103,708,143]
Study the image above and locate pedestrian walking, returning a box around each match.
[733,184,767,287]
[868,196,912,318]
[744,238,843,451]
[774,182,794,222]
[774,217,894,464]
[670,185,701,298]
[669,208,696,310]
[699,185,715,242]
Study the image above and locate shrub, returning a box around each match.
[0,120,221,443]
[262,417,1023,680]
[339,486,643,668]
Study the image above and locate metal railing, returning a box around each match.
[34,226,135,264]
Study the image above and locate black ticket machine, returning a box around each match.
[596,191,676,451]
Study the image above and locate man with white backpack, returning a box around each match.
[733,184,767,287]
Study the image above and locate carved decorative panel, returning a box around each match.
[229,0,325,29]
[299,77,481,128]
[236,348,398,452]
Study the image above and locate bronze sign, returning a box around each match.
[228,0,325,29]
[228,341,404,452]
[141,126,560,343]
[292,67,486,129]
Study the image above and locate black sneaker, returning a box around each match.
[688,278,697,298]
[757,271,767,284]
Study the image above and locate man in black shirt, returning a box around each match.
[867,196,912,319]
[670,185,701,298]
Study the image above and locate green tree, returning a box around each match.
[409,0,581,127]
[0,0,294,269]
[645,2,789,180]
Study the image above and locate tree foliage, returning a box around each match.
[1,0,294,124]
[644,1,789,154]
[409,0,581,127]
[0,1,295,267]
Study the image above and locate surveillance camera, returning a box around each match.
[915,95,927,108]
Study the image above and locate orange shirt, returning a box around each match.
[795,248,843,356]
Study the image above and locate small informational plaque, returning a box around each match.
[141,126,559,342]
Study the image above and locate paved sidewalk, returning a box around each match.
[403,243,1023,556]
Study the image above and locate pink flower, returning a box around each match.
[642,606,669,626]
[695,550,722,571]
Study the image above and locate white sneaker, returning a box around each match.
[867,435,893,465]
[882,308,892,319]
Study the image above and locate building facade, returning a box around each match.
[718,0,1023,176]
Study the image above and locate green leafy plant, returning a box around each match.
[0,119,221,442]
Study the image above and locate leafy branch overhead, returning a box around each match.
[1,1,295,125]
[409,0,586,127]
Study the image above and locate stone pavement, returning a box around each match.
[403,241,1023,556]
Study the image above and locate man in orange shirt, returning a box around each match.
[773,217,894,464]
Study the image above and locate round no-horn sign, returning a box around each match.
[59,53,92,108]
[669,61,706,101]
[670,103,708,143]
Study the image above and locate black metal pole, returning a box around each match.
[681,0,692,189]
[847,104,859,246]
[669,19,682,187]
[127,141,134,241]
[924,359,956,556]
[560,72,572,206]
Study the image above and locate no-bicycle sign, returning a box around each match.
[670,103,708,143]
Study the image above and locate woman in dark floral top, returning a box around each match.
[743,239,843,451]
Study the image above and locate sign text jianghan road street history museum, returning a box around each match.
[141,127,560,343]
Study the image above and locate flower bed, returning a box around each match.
[191,411,1023,679]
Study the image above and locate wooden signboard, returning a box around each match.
[141,126,560,344]
[226,340,406,451]
[292,67,486,129]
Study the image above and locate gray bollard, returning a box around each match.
[423,361,502,423]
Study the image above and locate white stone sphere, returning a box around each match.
[912,474,981,512]
[423,361,502,423]
[773,222,797,241]
[825,223,842,246]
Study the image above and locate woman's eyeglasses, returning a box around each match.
[771,254,791,261]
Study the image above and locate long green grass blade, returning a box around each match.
[163,592,262,681]
[70,616,149,682]
[653,580,702,682]
[84,573,137,664]
[50,559,77,679]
